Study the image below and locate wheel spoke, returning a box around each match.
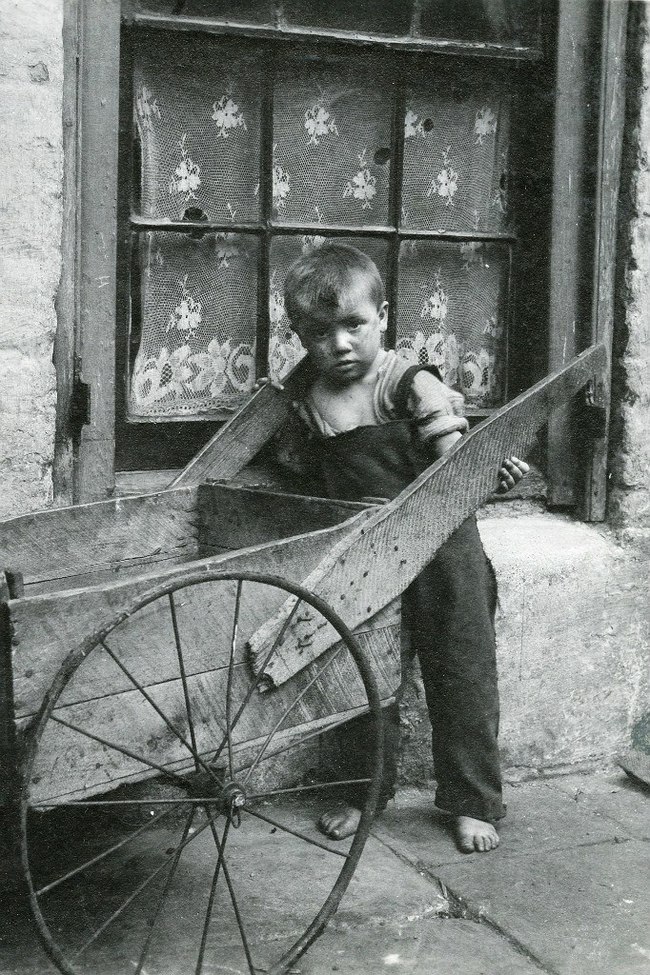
[204,815,256,975]
[248,778,372,801]
[242,646,344,786]
[51,715,191,788]
[33,799,213,808]
[209,595,304,768]
[134,806,196,975]
[100,638,221,786]
[243,807,349,859]
[195,817,231,975]
[169,591,200,769]
[33,803,185,897]
[73,805,223,959]
[225,581,243,780]
[234,711,369,778]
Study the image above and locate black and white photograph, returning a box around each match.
[0,2,648,973]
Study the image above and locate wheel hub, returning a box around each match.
[182,768,247,811]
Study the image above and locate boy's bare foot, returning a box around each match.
[318,805,361,840]
[454,815,500,853]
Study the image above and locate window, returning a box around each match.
[113,1,544,472]
[70,1,626,516]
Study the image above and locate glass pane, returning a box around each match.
[402,73,511,233]
[395,240,509,408]
[131,0,274,21]
[129,232,258,418]
[133,33,261,221]
[420,0,540,47]
[283,0,411,35]
[273,59,392,226]
[268,236,389,382]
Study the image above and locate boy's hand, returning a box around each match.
[252,376,285,392]
[497,456,529,493]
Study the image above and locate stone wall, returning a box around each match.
[0,0,62,521]
[610,0,650,543]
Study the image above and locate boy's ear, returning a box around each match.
[378,301,389,331]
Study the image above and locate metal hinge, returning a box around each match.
[582,381,607,440]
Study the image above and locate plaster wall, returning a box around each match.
[0,0,63,520]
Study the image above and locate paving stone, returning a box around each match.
[372,781,628,869]
[291,917,543,975]
[435,840,650,975]
[547,769,650,841]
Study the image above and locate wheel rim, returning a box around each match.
[20,570,384,975]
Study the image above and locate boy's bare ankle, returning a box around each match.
[453,815,500,854]
[317,804,361,840]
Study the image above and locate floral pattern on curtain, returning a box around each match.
[129,233,258,417]
[134,34,261,222]
[272,61,392,225]
[395,240,508,408]
[402,79,510,233]
[128,32,512,418]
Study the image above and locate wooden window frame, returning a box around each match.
[64,1,627,519]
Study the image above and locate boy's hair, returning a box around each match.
[284,243,385,325]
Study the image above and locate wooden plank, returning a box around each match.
[0,487,200,588]
[546,0,597,506]
[27,619,400,805]
[582,0,628,521]
[76,0,121,501]
[170,359,311,487]
[250,344,607,685]
[9,512,372,721]
[197,484,370,553]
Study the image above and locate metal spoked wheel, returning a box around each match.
[20,570,384,975]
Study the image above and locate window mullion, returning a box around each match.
[385,66,406,350]
[256,46,275,381]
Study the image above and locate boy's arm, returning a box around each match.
[410,374,529,492]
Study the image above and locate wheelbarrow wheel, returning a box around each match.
[20,570,385,975]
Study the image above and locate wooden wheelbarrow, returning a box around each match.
[0,343,604,975]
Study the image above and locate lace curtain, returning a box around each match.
[129,33,511,418]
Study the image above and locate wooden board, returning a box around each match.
[249,344,608,685]
[9,512,373,722]
[170,360,311,488]
[0,487,200,590]
[197,483,370,554]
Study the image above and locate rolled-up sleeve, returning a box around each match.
[406,370,469,444]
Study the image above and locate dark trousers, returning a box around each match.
[331,517,505,822]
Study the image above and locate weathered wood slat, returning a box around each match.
[171,361,311,488]
[10,514,372,720]
[197,484,369,553]
[27,617,399,804]
[250,344,608,685]
[0,488,200,588]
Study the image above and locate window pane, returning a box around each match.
[395,240,509,408]
[133,33,261,221]
[402,75,511,233]
[273,60,392,226]
[129,232,258,418]
[419,0,540,47]
[283,0,411,35]
[268,236,389,382]
[131,0,274,22]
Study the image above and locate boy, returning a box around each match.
[273,243,527,853]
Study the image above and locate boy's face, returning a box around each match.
[293,274,388,385]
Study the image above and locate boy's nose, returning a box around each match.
[332,329,353,353]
